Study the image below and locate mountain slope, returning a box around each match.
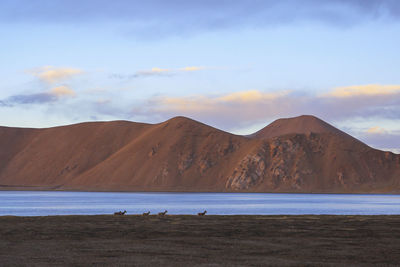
[0,121,152,187]
[64,116,254,191]
[0,116,399,193]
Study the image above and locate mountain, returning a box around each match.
[0,115,399,193]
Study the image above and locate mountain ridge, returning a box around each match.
[0,115,399,193]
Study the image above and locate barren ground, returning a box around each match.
[1,215,400,266]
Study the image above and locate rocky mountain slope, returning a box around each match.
[0,115,399,193]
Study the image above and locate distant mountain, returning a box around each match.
[0,115,399,193]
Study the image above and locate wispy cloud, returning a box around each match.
[11,66,81,106]
[0,100,7,107]
[132,84,400,132]
[179,66,206,72]
[3,81,399,152]
[218,90,289,102]
[325,84,400,98]
[5,93,57,105]
[1,86,76,106]
[1,1,399,39]
[26,66,83,84]
[366,126,387,134]
[50,85,76,97]
[358,127,400,152]
[110,66,207,79]
[152,90,291,116]
[136,90,295,128]
[135,67,172,77]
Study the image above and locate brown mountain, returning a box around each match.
[0,115,399,193]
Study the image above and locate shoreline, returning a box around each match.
[1,187,399,195]
[1,214,400,218]
[1,215,399,265]
[2,214,400,218]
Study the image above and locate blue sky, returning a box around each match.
[1,0,400,152]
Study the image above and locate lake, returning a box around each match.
[0,191,399,216]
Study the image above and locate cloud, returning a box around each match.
[137,90,296,128]
[1,86,76,106]
[5,93,57,105]
[125,84,400,152]
[131,84,400,132]
[135,67,171,77]
[95,98,112,105]
[316,84,400,121]
[3,0,398,39]
[110,66,206,79]
[366,126,387,134]
[218,90,289,102]
[9,66,79,106]
[50,85,75,97]
[326,84,400,98]
[179,66,206,72]
[358,128,400,153]
[3,80,399,152]
[0,100,8,107]
[27,66,83,84]
[156,90,289,110]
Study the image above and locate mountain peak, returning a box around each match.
[165,116,197,124]
[249,115,345,139]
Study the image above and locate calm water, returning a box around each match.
[0,191,399,216]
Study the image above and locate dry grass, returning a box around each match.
[1,215,400,266]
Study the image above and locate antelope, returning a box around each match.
[158,210,168,216]
[198,210,207,216]
[114,210,127,215]
[142,211,150,216]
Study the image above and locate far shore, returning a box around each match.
[0,185,399,194]
[1,215,399,266]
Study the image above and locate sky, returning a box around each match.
[1,0,400,152]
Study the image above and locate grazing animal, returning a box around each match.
[198,210,207,216]
[142,211,150,216]
[114,210,127,215]
[158,210,168,216]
